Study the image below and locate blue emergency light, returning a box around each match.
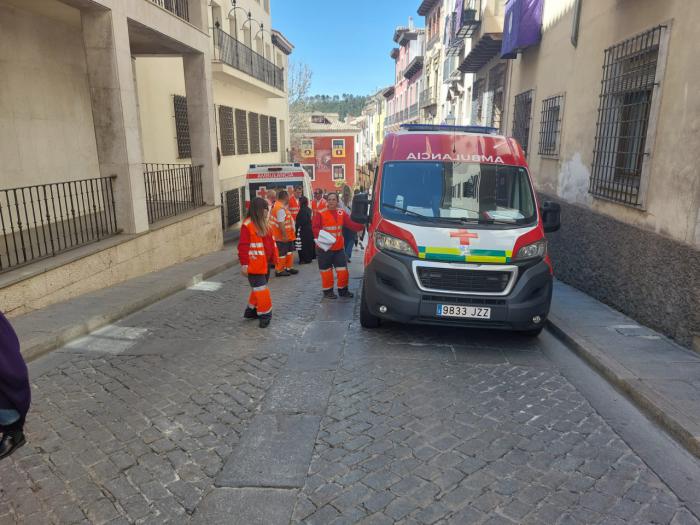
[400,124,499,135]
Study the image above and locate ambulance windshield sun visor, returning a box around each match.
[380,162,537,228]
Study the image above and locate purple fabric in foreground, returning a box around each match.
[501,0,543,59]
[0,311,30,427]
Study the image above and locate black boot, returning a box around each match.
[0,430,26,460]
[275,270,291,277]
[243,307,258,319]
[338,287,354,298]
[259,314,271,328]
[286,268,299,275]
[323,289,338,300]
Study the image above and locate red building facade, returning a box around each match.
[296,135,356,192]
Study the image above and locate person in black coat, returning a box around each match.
[0,311,30,460]
[295,196,315,264]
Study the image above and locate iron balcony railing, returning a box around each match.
[143,163,205,224]
[409,103,419,119]
[420,88,438,108]
[148,0,189,22]
[0,176,118,273]
[213,27,285,91]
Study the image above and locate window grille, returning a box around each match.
[538,94,564,156]
[218,105,235,156]
[224,187,242,226]
[471,79,484,125]
[248,111,260,154]
[269,117,278,152]
[235,109,248,155]
[260,115,270,153]
[512,90,533,155]
[589,26,664,206]
[173,95,191,158]
[487,65,506,131]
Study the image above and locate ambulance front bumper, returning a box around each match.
[363,250,552,331]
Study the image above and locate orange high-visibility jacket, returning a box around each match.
[288,195,300,219]
[238,219,274,274]
[313,209,363,251]
[271,201,296,241]
[311,197,328,217]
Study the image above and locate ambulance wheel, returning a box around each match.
[360,283,380,328]
[521,326,544,337]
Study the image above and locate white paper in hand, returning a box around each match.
[315,229,336,251]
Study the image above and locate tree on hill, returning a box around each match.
[305,93,371,120]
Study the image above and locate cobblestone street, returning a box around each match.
[1,252,699,525]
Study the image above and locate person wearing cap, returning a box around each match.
[312,192,363,299]
[311,188,327,218]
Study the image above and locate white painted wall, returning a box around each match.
[0,2,100,188]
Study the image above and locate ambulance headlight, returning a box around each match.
[515,239,547,261]
[375,231,415,257]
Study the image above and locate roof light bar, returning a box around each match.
[400,124,499,135]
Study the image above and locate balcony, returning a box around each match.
[149,0,189,22]
[403,55,424,79]
[426,33,440,51]
[143,164,204,224]
[420,88,437,108]
[456,0,482,39]
[213,27,285,94]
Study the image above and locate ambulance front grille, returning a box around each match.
[416,267,512,294]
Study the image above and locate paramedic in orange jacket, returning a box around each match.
[271,189,298,277]
[238,197,276,328]
[288,186,302,220]
[312,192,363,299]
[311,188,328,218]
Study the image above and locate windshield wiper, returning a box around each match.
[381,203,432,219]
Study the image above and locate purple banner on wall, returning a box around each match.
[454,0,464,38]
[501,0,543,59]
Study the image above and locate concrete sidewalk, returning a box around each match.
[11,247,237,361]
[548,280,700,458]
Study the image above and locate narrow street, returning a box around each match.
[1,247,698,525]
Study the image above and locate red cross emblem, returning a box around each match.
[450,229,478,246]
[256,186,268,198]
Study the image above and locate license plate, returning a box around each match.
[436,304,491,319]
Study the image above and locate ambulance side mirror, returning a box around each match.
[541,201,561,233]
[351,193,371,225]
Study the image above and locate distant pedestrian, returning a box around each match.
[238,197,276,328]
[289,186,302,221]
[295,196,315,264]
[266,188,277,208]
[271,190,298,277]
[311,188,327,218]
[312,192,363,299]
[340,185,356,263]
[0,311,30,460]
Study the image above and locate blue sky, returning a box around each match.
[272,0,422,96]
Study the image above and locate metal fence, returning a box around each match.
[0,177,118,272]
[143,164,204,224]
[214,27,284,91]
[589,25,664,206]
[148,0,189,22]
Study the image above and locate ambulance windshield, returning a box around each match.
[380,162,537,227]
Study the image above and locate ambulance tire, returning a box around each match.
[360,282,380,328]
[520,326,544,337]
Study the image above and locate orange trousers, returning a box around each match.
[247,273,272,314]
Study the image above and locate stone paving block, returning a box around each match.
[217,414,322,488]
[264,370,335,414]
[191,488,296,525]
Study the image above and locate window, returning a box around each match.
[512,90,534,156]
[260,114,270,153]
[269,117,278,152]
[248,112,260,154]
[332,164,346,182]
[235,109,248,155]
[589,26,665,206]
[538,94,564,157]
[302,164,315,181]
[219,105,235,156]
[173,95,190,159]
[487,65,506,131]
[471,79,484,125]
